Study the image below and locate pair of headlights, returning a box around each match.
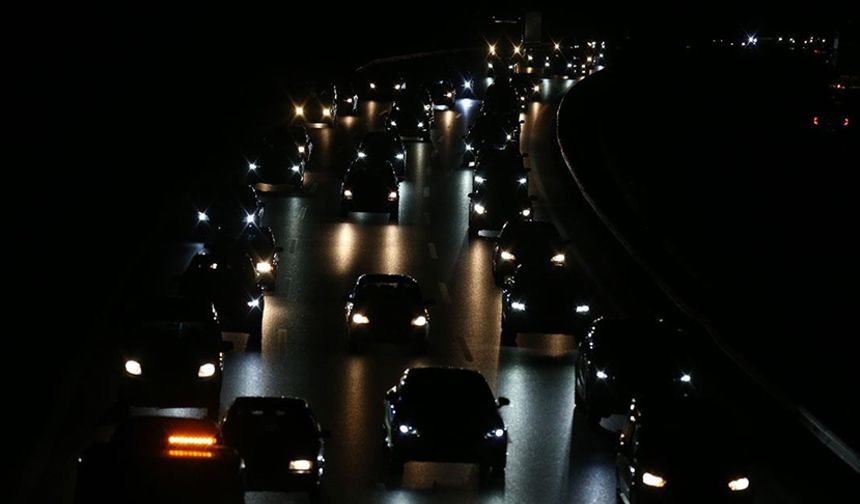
[125,360,217,378]
[499,251,565,264]
[352,313,426,327]
[641,472,749,492]
[473,204,527,216]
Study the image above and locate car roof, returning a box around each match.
[358,273,418,286]
[228,396,309,413]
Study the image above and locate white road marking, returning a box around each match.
[298,205,308,221]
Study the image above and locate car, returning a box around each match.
[385,87,434,141]
[119,319,226,419]
[510,73,542,103]
[357,131,407,179]
[467,176,532,238]
[180,249,265,349]
[575,317,702,428]
[340,159,400,221]
[344,274,433,352]
[472,147,529,192]
[481,80,521,116]
[382,367,510,481]
[360,72,406,101]
[463,116,519,168]
[221,397,328,499]
[193,183,264,240]
[492,220,566,285]
[74,416,243,504]
[246,128,306,190]
[500,264,592,345]
[616,398,754,503]
[290,82,336,127]
[428,78,456,109]
[209,226,283,291]
[334,80,359,116]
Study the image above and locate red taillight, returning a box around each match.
[843,117,850,127]
[812,116,820,126]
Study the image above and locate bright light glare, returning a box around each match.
[474,203,486,214]
[475,175,485,184]
[295,106,304,116]
[357,151,366,158]
[370,82,376,89]
[125,360,142,376]
[488,44,496,55]
[445,92,453,98]
[352,313,370,324]
[247,298,260,308]
[506,133,513,141]
[551,253,566,264]
[511,301,526,311]
[291,165,300,172]
[395,153,404,160]
[728,477,750,491]
[554,42,561,50]
[680,373,692,383]
[411,316,427,327]
[394,84,402,90]
[197,363,216,378]
[346,97,353,103]
[521,208,531,217]
[492,428,504,437]
[322,107,331,117]
[463,80,472,89]
[298,146,305,153]
[576,304,590,314]
[417,121,424,128]
[248,162,257,170]
[514,45,521,54]
[245,214,255,224]
[390,120,397,127]
[643,472,667,488]
[343,189,353,199]
[518,177,527,184]
[289,459,313,472]
[197,212,208,222]
[533,84,540,92]
[255,261,273,274]
[596,370,608,379]
[209,263,218,270]
[465,143,473,151]
[500,250,516,261]
[168,435,216,447]
[388,191,398,201]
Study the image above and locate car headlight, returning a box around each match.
[390,120,397,127]
[298,145,306,153]
[369,82,376,89]
[551,253,566,264]
[357,151,366,158]
[388,191,398,201]
[125,359,142,376]
[576,304,590,314]
[521,208,531,217]
[291,165,301,173]
[511,301,526,311]
[500,250,516,261]
[488,62,494,69]
[463,79,472,89]
[245,214,255,224]
[680,373,692,383]
[423,104,431,111]
[346,97,353,103]
[322,107,331,117]
[248,162,257,171]
[255,261,273,274]
[545,61,550,67]
[411,315,427,327]
[343,189,353,199]
[445,92,453,98]
[642,472,667,488]
[728,477,750,491]
[474,203,486,215]
[518,177,527,185]
[520,96,526,101]
[417,121,424,128]
[567,62,573,68]
[533,84,540,92]
[295,105,304,116]
[488,44,496,55]
[514,45,521,54]
[398,424,418,435]
[595,369,609,380]
[289,459,313,472]
[394,83,401,90]
[247,298,261,308]
[395,153,404,160]
[197,363,216,378]
[484,428,505,439]
[197,211,208,222]
[474,175,485,184]
[352,313,370,325]
[506,133,513,141]
[465,143,473,151]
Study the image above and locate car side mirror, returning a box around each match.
[497,397,511,407]
[221,341,234,352]
[424,299,436,307]
[274,246,284,253]
[319,429,332,439]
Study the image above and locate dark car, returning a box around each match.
[334,80,359,116]
[500,264,592,345]
[287,125,313,162]
[290,82,336,126]
[357,131,407,178]
[616,399,754,503]
[575,318,701,427]
[510,73,542,103]
[75,416,243,504]
[246,128,306,190]
[428,78,457,109]
[209,226,283,291]
[482,81,521,116]
[119,320,225,419]
[382,367,510,481]
[468,177,532,238]
[193,183,264,240]
[463,115,519,168]
[360,72,406,101]
[472,147,529,192]
[180,250,265,348]
[492,220,566,285]
[344,274,433,352]
[221,397,328,499]
[340,159,400,220]
[386,87,434,141]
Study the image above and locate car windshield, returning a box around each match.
[348,161,395,180]
[229,406,316,436]
[402,371,496,411]
[499,223,559,246]
[357,280,422,305]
